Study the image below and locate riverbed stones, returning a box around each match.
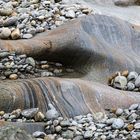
[109,70,140,91]
[0,51,74,80]
[0,103,140,139]
[0,0,92,40]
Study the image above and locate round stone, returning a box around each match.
[115,108,123,116]
[0,111,5,116]
[46,109,59,120]
[114,75,127,89]
[55,126,62,132]
[9,74,18,80]
[112,118,124,129]
[0,28,11,39]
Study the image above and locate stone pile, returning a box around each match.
[0,103,140,140]
[0,51,74,80]
[0,0,92,40]
[108,70,140,91]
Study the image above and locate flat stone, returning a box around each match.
[61,130,74,139]
[23,34,33,39]
[134,123,140,129]
[129,104,139,110]
[4,17,18,27]
[65,10,75,18]
[32,131,46,138]
[21,108,39,118]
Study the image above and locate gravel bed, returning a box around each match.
[0,0,92,40]
[0,103,140,140]
[108,70,140,92]
[0,50,74,80]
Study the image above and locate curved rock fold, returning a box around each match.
[0,14,140,117]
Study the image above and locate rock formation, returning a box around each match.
[0,14,140,117]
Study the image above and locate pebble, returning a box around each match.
[9,74,18,80]
[112,118,124,129]
[21,108,39,118]
[46,104,59,120]
[84,130,93,138]
[22,34,33,39]
[34,112,45,122]
[11,28,20,40]
[0,27,11,39]
[129,104,139,110]
[32,131,46,138]
[65,10,76,18]
[115,108,123,116]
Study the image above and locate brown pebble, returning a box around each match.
[108,72,119,85]
[9,74,18,80]
[0,111,5,116]
[126,124,134,131]
[34,111,45,122]
[41,64,49,69]
[11,28,20,40]
[121,70,129,77]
